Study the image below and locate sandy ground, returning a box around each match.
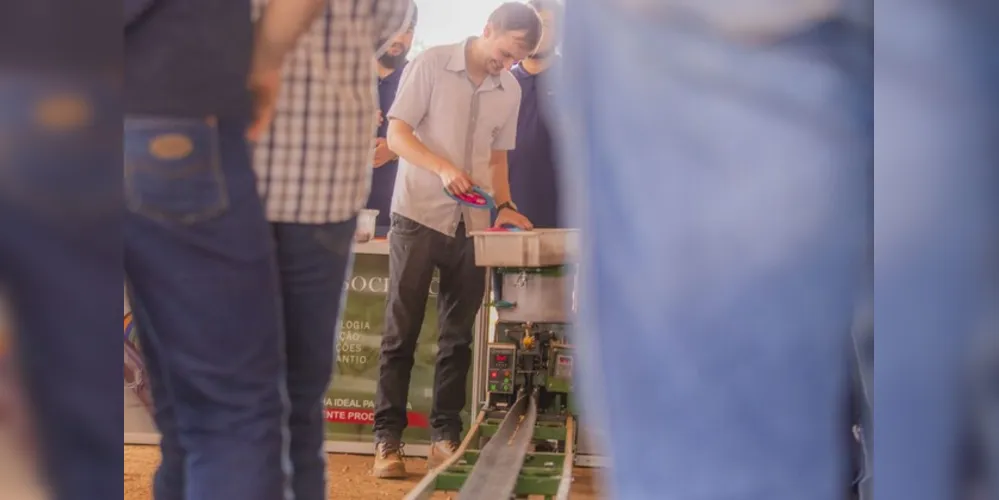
[124,445,603,500]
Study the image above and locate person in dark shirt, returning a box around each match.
[489,0,562,305]
[367,5,418,234]
[123,1,333,499]
[507,0,564,228]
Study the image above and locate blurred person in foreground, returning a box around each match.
[0,2,120,499]
[874,2,999,499]
[123,0,346,498]
[554,0,999,499]
[551,1,875,500]
[371,2,539,479]
[367,6,419,235]
[250,0,412,497]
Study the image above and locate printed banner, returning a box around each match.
[324,252,471,444]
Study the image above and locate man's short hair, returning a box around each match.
[487,2,544,52]
[527,0,563,18]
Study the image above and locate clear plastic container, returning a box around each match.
[355,209,379,243]
[496,269,575,323]
[470,228,580,267]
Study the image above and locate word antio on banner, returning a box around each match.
[344,275,440,296]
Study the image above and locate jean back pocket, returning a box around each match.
[0,81,121,219]
[124,116,228,225]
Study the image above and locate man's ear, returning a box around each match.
[482,23,494,38]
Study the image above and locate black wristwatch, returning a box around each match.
[496,201,517,213]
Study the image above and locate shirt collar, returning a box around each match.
[446,38,504,90]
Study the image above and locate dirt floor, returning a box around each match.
[124,445,604,500]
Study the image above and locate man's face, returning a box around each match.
[378,27,414,69]
[530,10,558,59]
[480,26,534,76]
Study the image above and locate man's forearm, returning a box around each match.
[387,121,452,174]
[491,162,513,206]
[252,0,327,72]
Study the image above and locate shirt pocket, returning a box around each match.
[477,105,510,155]
[124,116,229,226]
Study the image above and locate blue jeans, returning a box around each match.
[272,220,357,500]
[556,1,999,499]
[552,4,871,500]
[0,75,121,500]
[124,116,291,500]
[875,2,999,499]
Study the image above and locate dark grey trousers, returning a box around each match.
[373,214,485,443]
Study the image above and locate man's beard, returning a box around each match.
[378,48,410,70]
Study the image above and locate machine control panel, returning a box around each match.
[553,353,573,378]
[546,344,574,393]
[487,343,517,394]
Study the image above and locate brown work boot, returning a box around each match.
[372,441,407,479]
[426,440,460,470]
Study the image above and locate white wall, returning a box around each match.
[410,0,513,56]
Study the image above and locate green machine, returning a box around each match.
[406,258,580,500]
[487,321,577,416]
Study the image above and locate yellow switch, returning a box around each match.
[523,335,535,350]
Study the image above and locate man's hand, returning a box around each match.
[373,138,396,168]
[437,163,474,195]
[494,208,534,230]
[376,110,384,128]
[247,67,282,142]
[247,0,329,141]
